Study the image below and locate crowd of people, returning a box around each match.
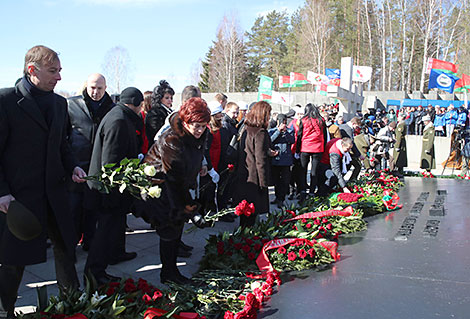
[0,45,452,319]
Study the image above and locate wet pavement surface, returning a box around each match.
[260,177,470,319]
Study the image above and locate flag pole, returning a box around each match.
[465,90,468,109]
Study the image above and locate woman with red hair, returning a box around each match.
[134,97,210,284]
[236,101,272,227]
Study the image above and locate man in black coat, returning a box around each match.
[0,45,86,319]
[67,73,114,251]
[85,87,143,285]
[339,117,365,181]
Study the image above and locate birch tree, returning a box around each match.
[102,46,132,94]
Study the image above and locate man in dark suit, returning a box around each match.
[85,87,143,285]
[339,117,365,181]
[0,45,86,319]
[67,73,114,251]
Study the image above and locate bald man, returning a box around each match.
[67,74,115,252]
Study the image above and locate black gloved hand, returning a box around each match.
[191,214,212,229]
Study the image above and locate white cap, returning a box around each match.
[422,115,431,122]
[238,101,248,111]
[208,101,223,115]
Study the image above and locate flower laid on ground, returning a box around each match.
[337,193,363,203]
[26,169,404,319]
[262,238,337,272]
[422,171,435,178]
[85,158,161,200]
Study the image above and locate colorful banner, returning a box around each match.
[279,75,291,88]
[428,69,459,93]
[257,75,273,101]
[290,72,309,87]
[455,73,470,93]
[352,66,372,83]
[431,58,458,76]
[326,68,341,86]
[272,91,294,106]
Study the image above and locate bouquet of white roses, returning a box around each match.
[85,158,162,200]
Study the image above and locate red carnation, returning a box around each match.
[248,252,256,260]
[124,282,137,293]
[245,238,253,245]
[227,164,235,172]
[287,251,297,261]
[253,244,262,251]
[224,311,234,319]
[245,293,261,310]
[277,246,286,254]
[298,249,307,259]
[234,243,243,250]
[108,282,120,288]
[338,193,363,203]
[226,251,233,256]
[314,218,321,225]
[308,248,315,258]
[217,241,224,255]
[322,218,328,224]
[106,287,115,296]
[242,245,251,253]
[301,218,307,223]
[253,236,260,240]
[152,290,163,301]
[306,223,312,229]
[326,223,333,230]
[142,294,152,305]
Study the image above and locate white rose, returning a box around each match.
[250,281,261,290]
[144,165,157,177]
[148,186,161,198]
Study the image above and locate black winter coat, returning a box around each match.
[87,102,142,209]
[145,103,171,148]
[134,113,206,240]
[0,80,78,265]
[67,91,114,191]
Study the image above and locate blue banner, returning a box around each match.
[428,69,459,93]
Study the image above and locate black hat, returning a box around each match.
[120,87,143,107]
[7,201,42,241]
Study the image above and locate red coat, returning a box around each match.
[320,138,343,165]
[299,117,325,153]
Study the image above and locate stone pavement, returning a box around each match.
[13,168,463,316]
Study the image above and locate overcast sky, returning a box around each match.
[0,0,303,95]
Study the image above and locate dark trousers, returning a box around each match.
[0,212,78,317]
[271,165,291,201]
[69,191,97,247]
[300,152,322,194]
[317,163,339,196]
[349,157,362,182]
[159,227,184,279]
[289,158,302,194]
[85,207,126,277]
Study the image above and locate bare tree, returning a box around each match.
[102,46,133,94]
[298,0,331,73]
[209,13,247,92]
[416,0,440,92]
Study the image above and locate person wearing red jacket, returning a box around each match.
[317,137,354,196]
[295,104,327,201]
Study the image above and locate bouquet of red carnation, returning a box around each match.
[235,200,255,217]
[264,239,336,272]
[337,193,363,203]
